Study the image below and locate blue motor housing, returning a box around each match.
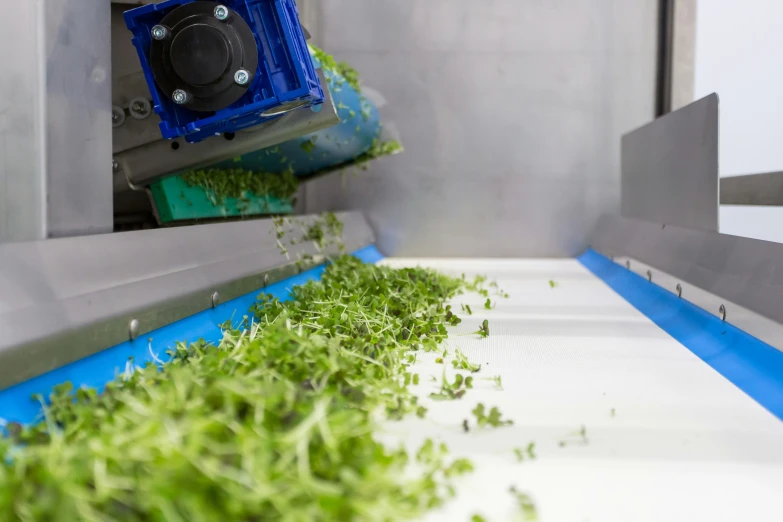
[124,0,323,143]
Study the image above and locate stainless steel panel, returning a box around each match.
[303,0,658,257]
[111,3,162,154]
[720,171,783,206]
[622,93,719,231]
[671,0,697,111]
[0,0,113,242]
[589,213,783,332]
[0,211,374,390]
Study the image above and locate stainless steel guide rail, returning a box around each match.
[0,212,375,391]
[591,93,783,352]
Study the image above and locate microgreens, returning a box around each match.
[471,403,513,428]
[0,216,503,519]
[558,425,589,447]
[451,349,481,373]
[473,319,490,338]
[514,442,537,462]
[510,486,539,521]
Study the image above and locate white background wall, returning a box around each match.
[694,0,783,177]
[696,1,783,242]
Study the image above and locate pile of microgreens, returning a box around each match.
[182,167,300,210]
[0,213,539,521]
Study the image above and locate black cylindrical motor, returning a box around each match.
[149,2,259,112]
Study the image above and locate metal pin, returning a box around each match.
[129,319,140,341]
[625,260,631,270]
[264,274,269,286]
[211,291,220,308]
[646,270,652,282]
[675,283,682,298]
[719,304,727,321]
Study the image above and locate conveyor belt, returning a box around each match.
[378,258,783,522]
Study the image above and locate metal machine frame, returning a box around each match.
[0,1,337,242]
[3,3,783,422]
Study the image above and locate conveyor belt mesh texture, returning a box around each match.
[376,258,783,522]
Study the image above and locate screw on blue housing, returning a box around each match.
[124,0,323,144]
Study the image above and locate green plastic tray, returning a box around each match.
[150,176,292,223]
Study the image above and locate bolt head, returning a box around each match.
[211,291,220,308]
[172,89,189,105]
[234,69,250,85]
[129,319,140,341]
[214,5,230,20]
[151,25,168,40]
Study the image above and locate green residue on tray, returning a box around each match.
[151,168,298,223]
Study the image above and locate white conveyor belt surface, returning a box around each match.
[377,258,783,522]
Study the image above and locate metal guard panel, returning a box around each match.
[621,93,719,232]
[589,213,783,331]
[0,212,375,390]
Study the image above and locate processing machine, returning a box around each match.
[2,2,783,521]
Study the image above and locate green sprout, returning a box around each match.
[451,349,481,373]
[483,375,503,390]
[461,304,473,315]
[510,486,539,521]
[472,319,490,338]
[431,372,473,401]
[472,515,488,522]
[300,137,317,154]
[484,298,494,310]
[471,403,513,428]
[559,425,589,447]
[513,442,536,462]
[309,45,362,92]
[548,280,558,289]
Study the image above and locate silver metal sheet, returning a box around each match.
[0,0,113,242]
[589,213,783,332]
[303,0,658,258]
[0,212,374,390]
[720,171,783,206]
[621,93,719,231]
